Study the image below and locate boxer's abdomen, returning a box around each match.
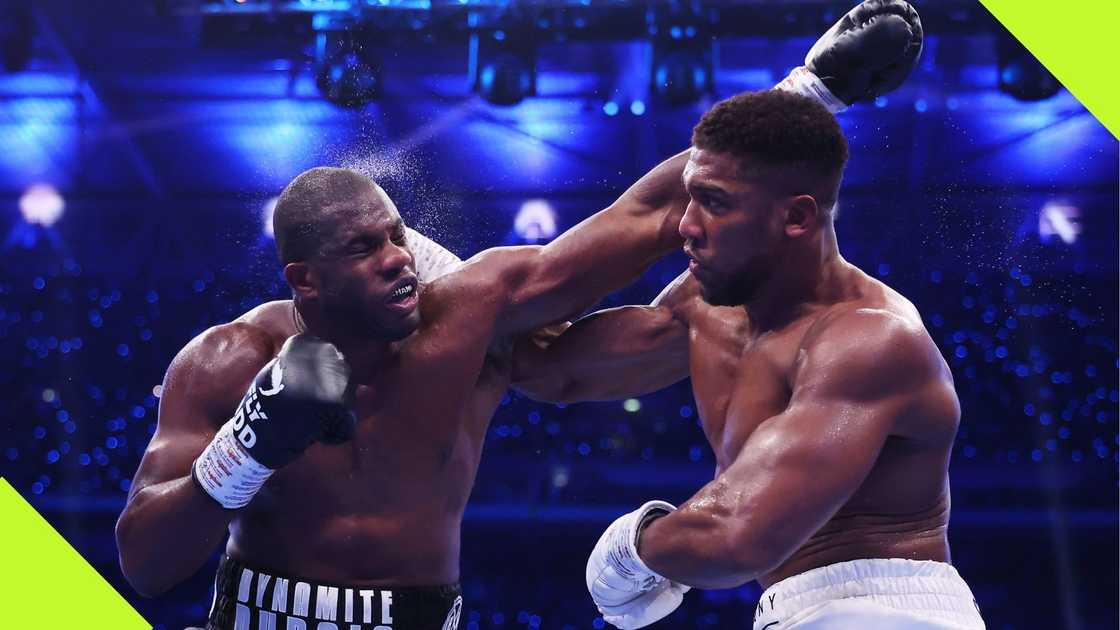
[759,495,952,589]
[228,500,465,587]
[222,349,508,587]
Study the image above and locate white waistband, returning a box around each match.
[754,559,984,629]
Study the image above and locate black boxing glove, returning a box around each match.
[191,333,356,509]
[776,0,923,112]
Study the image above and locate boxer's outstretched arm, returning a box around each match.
[511,271,696,402]
[115,325,273,597]
[637,311,958,589]
[460,150,690,339]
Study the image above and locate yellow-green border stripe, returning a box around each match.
[980,0,1119,138]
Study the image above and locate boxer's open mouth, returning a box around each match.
[388,283,415,302]
[386,277,418,304]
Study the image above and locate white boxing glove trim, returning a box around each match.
[588,500,676,602]
[599,581,692,630]
[406,227,463,282]
[775,66,848,114]
[192,421,274,509]
[614,500,676,581]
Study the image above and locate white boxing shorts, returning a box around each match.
[753,558,985,629]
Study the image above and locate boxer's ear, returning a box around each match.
[783,194,819,238]
[284,262,318,300]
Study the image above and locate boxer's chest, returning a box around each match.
[688,307,816,471]
[274,328,503,506]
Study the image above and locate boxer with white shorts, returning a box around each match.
[515,3,985,628]
[752,559,982,629]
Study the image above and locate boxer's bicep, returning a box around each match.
[640,314,933,587]
[640,395,896,588]
[511,270,694,401]
[719,395,896,573]
[118,325,274,597]
[718,316,937,569]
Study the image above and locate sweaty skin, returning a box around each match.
[115,151,689,596]
[514,149,959,591]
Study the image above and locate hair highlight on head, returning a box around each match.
[273,167,379,264]
[692,90,849,216]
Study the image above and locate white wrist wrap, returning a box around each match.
[609,500,675,582]
[776,66,848,114]
[406,227,462,282]
[192,421,274,509]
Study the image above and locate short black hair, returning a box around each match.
[273,167,377,264]
[691,90,849,212]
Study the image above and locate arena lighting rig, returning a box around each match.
[160,0,1002,107]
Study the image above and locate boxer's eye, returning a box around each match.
[700,195,724,212]
[344,236,383,256]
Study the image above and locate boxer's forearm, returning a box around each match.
[493,151,689,336]
[544,149,689,260]
[116,476,235,597]
[512,305,688,403]
[637,507,769,590]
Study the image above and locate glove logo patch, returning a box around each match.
[232,389,268,449]
[259,362,285,397]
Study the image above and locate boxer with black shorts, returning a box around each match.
[115,3,920,628]
[116,157,689,629]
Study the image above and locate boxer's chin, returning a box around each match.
[381,309,421,341]
[697,274,752,307]
[699,285,737,307]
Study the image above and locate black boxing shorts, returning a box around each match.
[203,555,463,630]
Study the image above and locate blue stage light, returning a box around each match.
[479,54,533,106]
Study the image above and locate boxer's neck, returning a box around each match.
[744,223,847,333]
[293,301,399,374]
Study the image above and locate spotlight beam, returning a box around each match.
[960,108,1090,164]
[35,6,166,198]
[471,108,615,169]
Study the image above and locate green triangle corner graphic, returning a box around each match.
[0,478,150,628]
[980,0,1119,139]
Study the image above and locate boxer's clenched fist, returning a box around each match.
[586,501,690,629]
[777,0,923,111]
[192,333,355,509]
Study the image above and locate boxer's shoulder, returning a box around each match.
[167,317,278,417]
[794,298,957,441]
[232,300,299,343]
[183,319,277,366]
[797,303,943,396]
[654,270,706,324]
[802,271,927,349]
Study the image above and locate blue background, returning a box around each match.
[0,2,1116,629]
